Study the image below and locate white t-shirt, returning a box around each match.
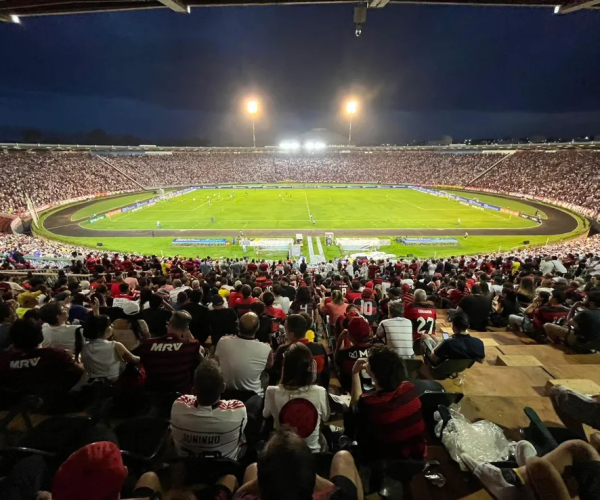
[215,336,271,396]
[376,317,414,358]
[263,385,330,453]
[170,286,191,303]
[274,295,291,314]
[170,395,247,460]
[42,323,80,352]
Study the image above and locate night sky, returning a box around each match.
[2,5,600,145]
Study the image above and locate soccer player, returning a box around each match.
[310,214,313,220]
[193,197,196,202]
[404,289,437,341]
[457,218,461,226]
[313,220,316,225]
[279,193,282,199]
[211,216,215,224]
[156,220,161,229]
[464,231,469,239]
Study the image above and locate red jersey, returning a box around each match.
[403,303,437,340]
[368,264,379,279]
[140,335,200,393]
[352,298,378,324]
[234,297,257,316]
[401,293,415,306]
[228,291,241,308]
[264,305,286,332]
[346,291,362,303]
[247,263,258,273]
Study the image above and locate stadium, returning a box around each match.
[3,1,600,500]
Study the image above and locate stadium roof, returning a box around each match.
[1,0,598,21]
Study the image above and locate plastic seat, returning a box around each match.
[404,358,423,378]
[114,416,171,467]
[430,359,475,379]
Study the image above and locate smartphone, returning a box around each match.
[442,333,450,340]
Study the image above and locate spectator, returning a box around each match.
[181,289,211,343]
[376,301,414,358]
[0,319,84,394]
[263,343,330,453]
[39,301,82,353]
[545,291,600,349]
[320,290,347,329]
[272,314,330,388]
[0,302,17,351]
[110,301,150,352]
[208,294,239,347]
[170,359,247,459]
[335,316,373,393]
[140,311,200,393]
[140,293,173,338]
[455,284,491,331]
[350,345,426,460]
[272,284,291,314]
[234,285,258,316]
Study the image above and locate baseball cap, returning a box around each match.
[348,317,371,342]
[112,298,139,315]
[365,282,374,289]
[402,283,412,293]
[388,287,402,297]
[52,441,128,500]
[218,288,230,298]
[211,294,225,306]
[361,288,373,299]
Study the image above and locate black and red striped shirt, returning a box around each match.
[357,381,426,460]
[140,335,200,393]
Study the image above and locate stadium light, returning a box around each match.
[346,101,358,145]
[10,14,20,23]
[247,99,259,148]
[279,140,300,151]
[305,141,315,151]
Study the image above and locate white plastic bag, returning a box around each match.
[434,404,515,471]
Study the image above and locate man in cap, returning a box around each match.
[335,316,373,392]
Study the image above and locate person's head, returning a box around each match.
[173,279,182,289]
[585,291,600,309]
[414,289,427,304]
[480,281,490,296]
[295,286,311,303]
[149,293,164,310]
[193,359,225,406]
[451,311,470,334]
[39,302,68,326]
[331,289,344,305]
[272,284,282,297]
[519,277,536,297]
[388,301,405,319]
[240,284,252,299]
[51,441,128,500]
[239,312,260,338]
[83,315,112,341]
[0,302,16,325]
[168,311,191,336]
[250,301,266,316]
[367,345,407,392]
[257,429,316,500]
[285,314,308,340]
[471,284,482,295]
[175,291,188,305]
[537,291,551,305]
[211,294,225,309]
[10,319,44,352]
[188,289,202,304]
[281,342,315,389]
[550,289,566,306]
[457,281,467,292]
[118,283,130,295]
[299,312,313,331]
[348,317,371,344]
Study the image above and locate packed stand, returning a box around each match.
[1,247,600,499]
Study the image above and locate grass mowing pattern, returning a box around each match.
[71,192,158,221]
[85,188,538,231]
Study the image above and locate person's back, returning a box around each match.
[430,312,485,364]
[458,288,491,331]
[335,317,373,393]
[171,359,247,460]
[140,311,200,393]
[376,301,414,357]
[0,319,84,394]
[355,346,426,460]
[39,302,81,353]
[181,290,211,343]
[403,290,437,340]
[215,312,272,396]
[208,295,239,346]
[140,294,172,338]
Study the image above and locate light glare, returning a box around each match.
[346,101,357,114]
[10,14,20,23]
[247,100,258,115]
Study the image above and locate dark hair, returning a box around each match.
[258,429,316,500]
[194,359,224,406]
[551,289,566,304]
[39,302,64,326]
[241,285,252,298]
[368,345,407,392]
[299,312,313,330]
[149,293,164,309]
[451,311,470,332]
[281,343,314,389]
[471,284,482,295]
[285,314,307,339]
[139,287,153,307]
[588,291,600,308]
[0,303,14,323]
[250,301,265,316]
[112,307,144,340]
[262,291,275,307]
[118,283,129,294]
[77,315,111,359]
[10,319,44,352]
[295,286,311,304]
[176,291,188,304]
[23,309,41,322]
[189,289,202,304]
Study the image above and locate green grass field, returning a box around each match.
[37,186,585,260]
[83,188,538,231]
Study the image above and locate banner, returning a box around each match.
[172,238,227,246]
[401,238,458,246]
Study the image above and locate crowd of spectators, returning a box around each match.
[2,149,599,215]
[0,240,600,499]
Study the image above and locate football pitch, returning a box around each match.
[81,188,541,231]
[39,185,585,260]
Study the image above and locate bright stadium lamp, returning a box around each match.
[305,141,315,151]
[246,99,259,148]
[346,101,358,144]
[10,14,20,23]
[290,141,300,150]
